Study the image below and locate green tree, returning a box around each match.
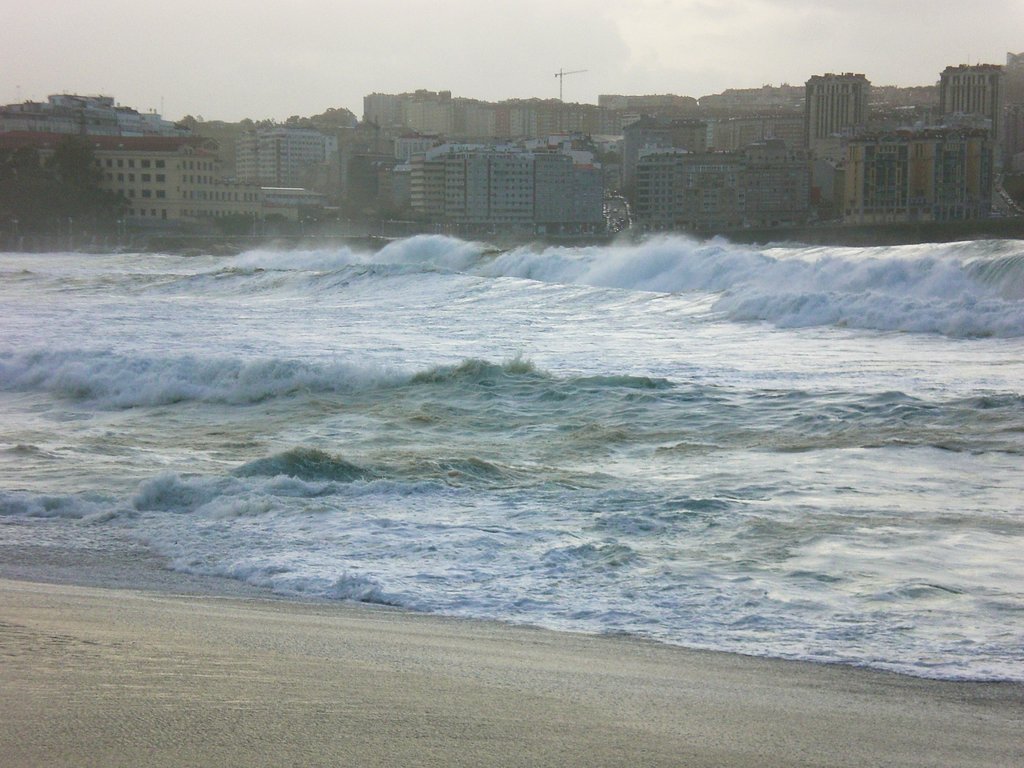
[0,137,123,234]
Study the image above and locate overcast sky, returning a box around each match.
[4,1,1022,122]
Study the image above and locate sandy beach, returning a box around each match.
[1,576,1021,768]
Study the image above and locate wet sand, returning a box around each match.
[1,577,1021,767]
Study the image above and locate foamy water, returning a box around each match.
[2,235,1023,680]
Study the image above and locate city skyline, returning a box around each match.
[4,1,1022,123]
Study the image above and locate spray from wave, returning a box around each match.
[208,234,1024,337]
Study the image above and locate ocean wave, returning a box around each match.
[130,470,385,516]
[0,349,404,407]
[410,356,542,385]
[480,236,1024,338]
[102,234,1024,337]
[0,489,119,521]
[228,234,487,275]
[233,447,375,483]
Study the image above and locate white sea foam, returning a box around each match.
[127,235,1024,337]
[229,234,486,274]
[0,350,407,406]
[479,236,1024,337]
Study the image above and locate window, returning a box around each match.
[142,190,152,198]
[142,174,151,182]
[128,174,134,182]
[156,174,165,182]
[156,190,165,199]
[128,159,135,168]
[155,160,165,168]
[141,160,151,168]
[117,159,124,168]
[117,173,124,182]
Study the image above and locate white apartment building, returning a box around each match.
[411,144,604,234]
[236,127,338,187]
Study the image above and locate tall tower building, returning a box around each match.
[939,64,1005,145]
[804,73,870,154]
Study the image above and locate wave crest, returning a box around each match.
[234,448,374,483]
[481,236,1024,337]
[0,350,403,407]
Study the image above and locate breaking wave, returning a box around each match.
[0,350,405,407]
[480,236,1024,337]
[106,234,1024,338]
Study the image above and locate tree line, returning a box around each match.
[0,136,124,235]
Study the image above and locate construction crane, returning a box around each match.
[554,68,587,102]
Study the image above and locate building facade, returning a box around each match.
[409,145,604,234]
[804,74,871,154]
[236,127,338,187]
[634,150,746,232]
[0,94,187,137]
[623,116,708,187]
[842,129,993,223]
[741,140,811,228]
[939,64,1005,147]
[633,141,810,233]
[0,132,328,227]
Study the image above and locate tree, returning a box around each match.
[0,137,123,233]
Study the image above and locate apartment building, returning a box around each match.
[741,140,811,228]
[842,128,993,223]
[633,141,810,232]
[939,64,1005,149]
[804,73,871,154]
[623,117,709,187]
[409,144,603,234]
[236,127,338,187]
[708,115,804,152]
[634,150,746,232]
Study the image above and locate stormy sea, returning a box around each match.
[2,234,1022,681]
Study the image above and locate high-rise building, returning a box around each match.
[804,73,870,154]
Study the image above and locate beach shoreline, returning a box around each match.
[1,545,1022,767]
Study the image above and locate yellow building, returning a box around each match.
[842,129,993,223]
[0,132,268,227]
[86,135,264,224]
